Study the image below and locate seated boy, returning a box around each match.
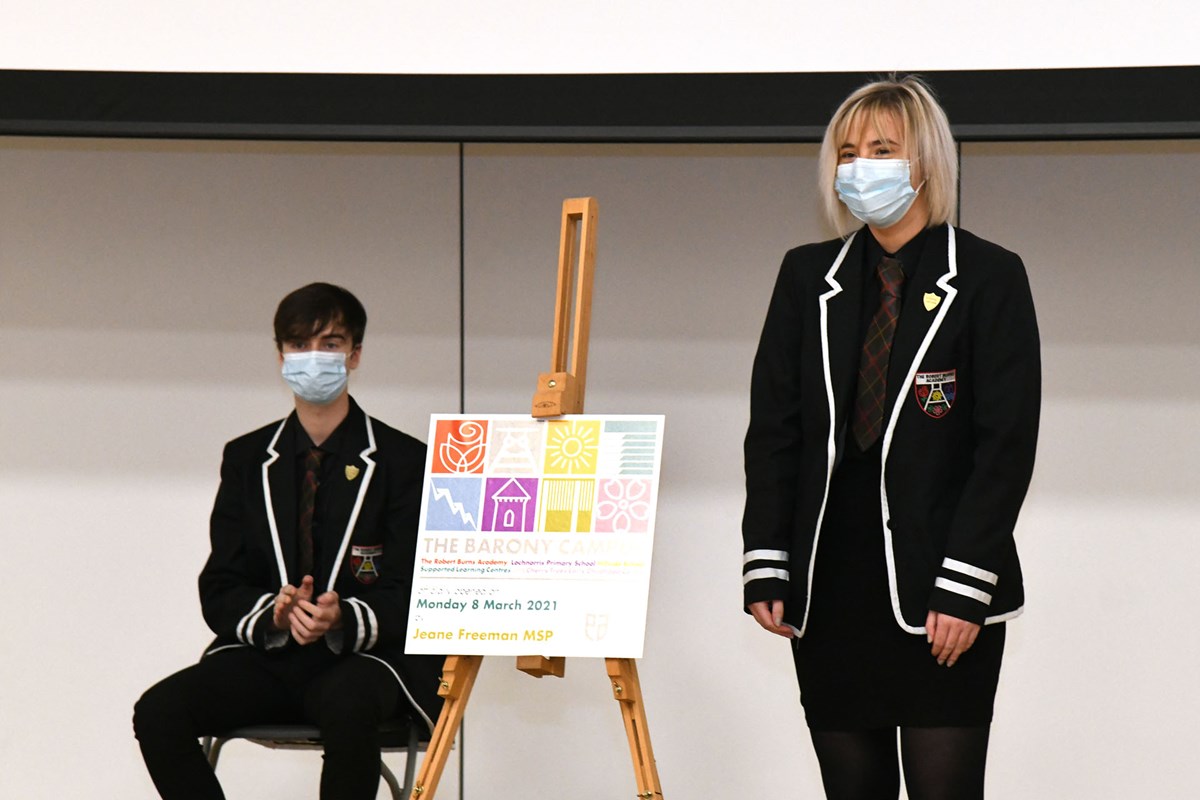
[134,282,443,799]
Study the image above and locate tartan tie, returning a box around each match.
[298,447,325,577]
[852,256,906,451]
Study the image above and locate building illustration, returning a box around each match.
[482,477,538,532]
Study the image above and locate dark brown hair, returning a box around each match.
[273,283,367,350]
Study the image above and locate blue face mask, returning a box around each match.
[281,351,348,405]
[835,158,922,229]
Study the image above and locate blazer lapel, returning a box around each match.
[317,400,377,592]
[823,232,868,441]
[882,224,957,435]
[263,414,299,586]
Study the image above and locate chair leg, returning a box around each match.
[402,724,420,799]
[381,722,421,800]
[380,759,403,800]
[204,737,226,769]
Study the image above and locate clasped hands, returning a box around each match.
[748,600,980,668]
[272,575,343,645]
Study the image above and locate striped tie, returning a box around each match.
[852,256,906,451]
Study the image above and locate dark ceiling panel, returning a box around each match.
[1,67,1196,142]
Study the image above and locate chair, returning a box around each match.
[201,718,426,800]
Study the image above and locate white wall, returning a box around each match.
[961,141,1200,798]
[1,136,1197,798]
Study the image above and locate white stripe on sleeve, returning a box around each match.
[236,593,274,644]
[942,557,999,585]
[743,549,789,565]
[362,602,379,650]
[742,567,790,585]
[348,599,366,652]
[347,598,379,651]
[934,577,993,605]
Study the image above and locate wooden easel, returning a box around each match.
[410,198,663,799]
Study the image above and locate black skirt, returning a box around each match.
[792,444,1005,731]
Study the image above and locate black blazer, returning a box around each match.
[198,397,443,730]
[742,225,1040,633]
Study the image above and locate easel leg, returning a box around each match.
[607,658,664,799]
[411,655,483,799]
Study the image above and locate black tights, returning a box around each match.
[809,726,990,800]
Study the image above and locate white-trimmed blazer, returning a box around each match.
[742,225,1041,634]
[199,397,443,731]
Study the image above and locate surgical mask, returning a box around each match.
[281,351,348,405]
[835,158,921,228]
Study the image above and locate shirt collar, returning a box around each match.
[290,402,358,458]
[864,226,930,281]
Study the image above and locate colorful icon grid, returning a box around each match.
[425,418,660,534]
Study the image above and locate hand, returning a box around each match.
[748,600,793,638]
[289,590,343,645]
[272,575,314,630]
[926,610,980,667]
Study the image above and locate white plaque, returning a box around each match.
[405,414,665,658]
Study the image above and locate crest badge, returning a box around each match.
[913,369,956,418]
[584,612,609,642]
[923,292,942,311]
[345,465,360,481]
[350,544,382,584]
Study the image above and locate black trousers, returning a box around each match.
[133,644,402,800]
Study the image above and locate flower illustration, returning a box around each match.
[595,479,651,533]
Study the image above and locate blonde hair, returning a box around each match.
[818,75,958,237]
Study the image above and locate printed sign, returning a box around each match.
[406,414,665,658]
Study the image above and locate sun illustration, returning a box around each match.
[544,420,600,475]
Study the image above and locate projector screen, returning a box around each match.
[2,0,1194,74]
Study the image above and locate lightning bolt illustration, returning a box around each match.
[430,481,477,527]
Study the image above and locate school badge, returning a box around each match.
[913,370,956,418]
[350,544,383,584]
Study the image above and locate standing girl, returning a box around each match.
[742,76,1040,799]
